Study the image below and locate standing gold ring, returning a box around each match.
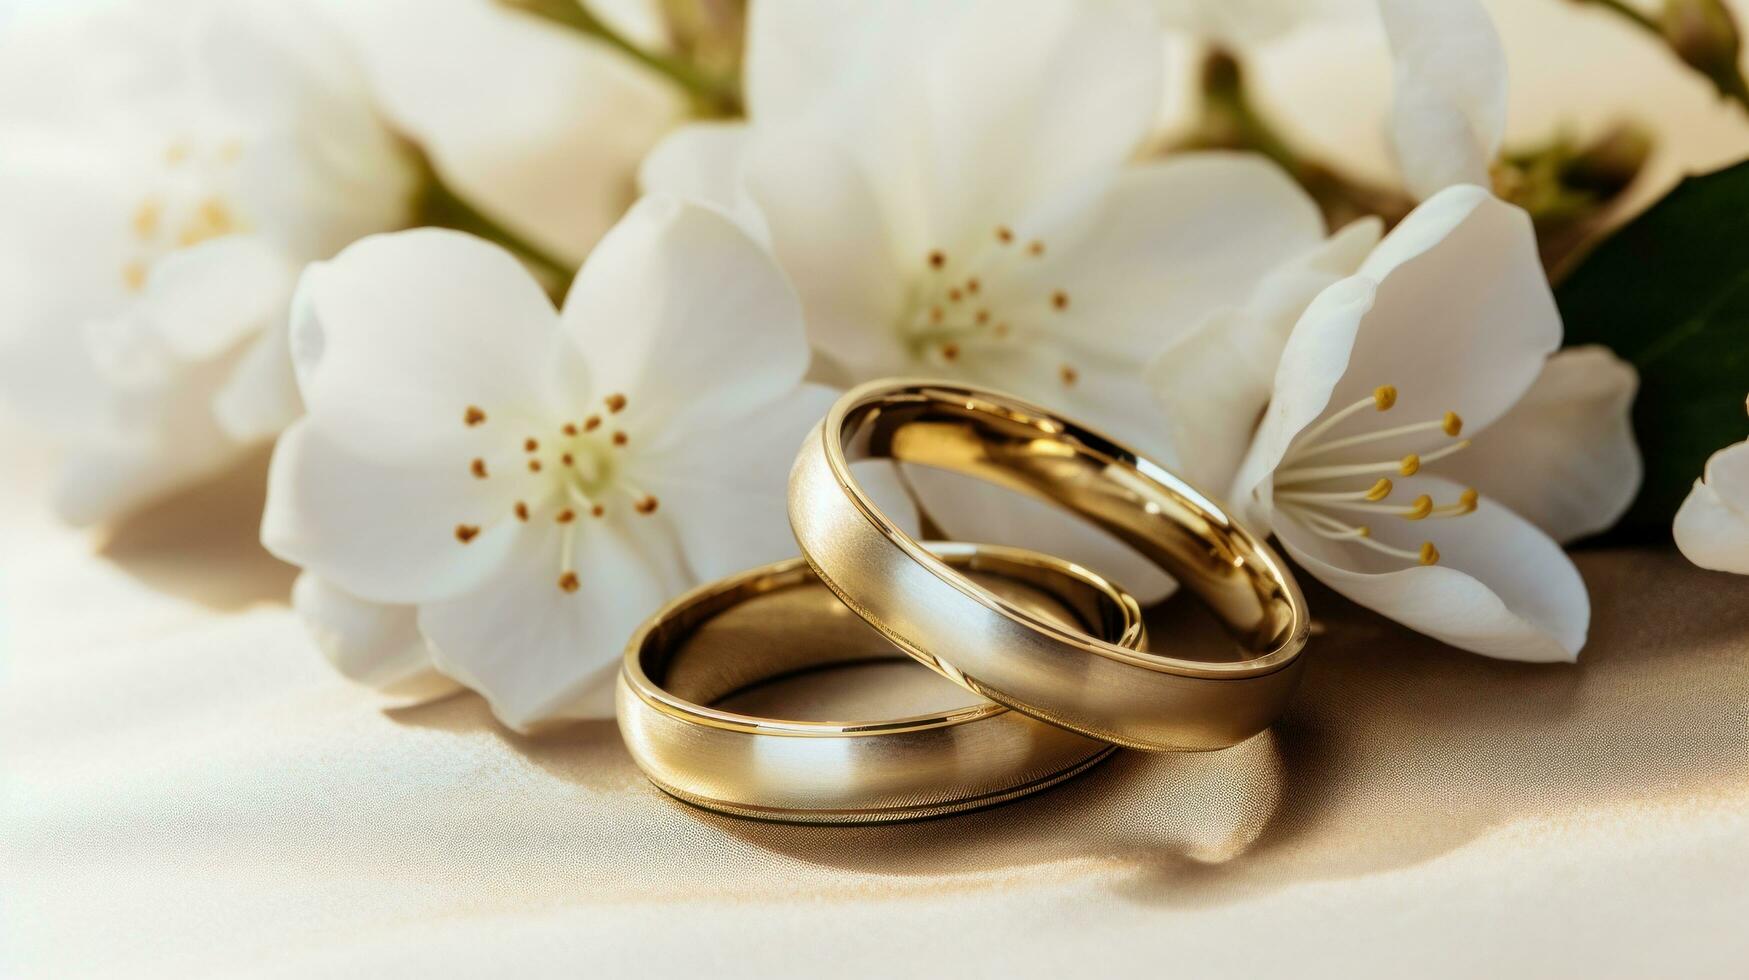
[616,542,1141,823]
[789,379,1311,751]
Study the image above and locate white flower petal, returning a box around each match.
[742,134,913,377]
[0,133,148,441]
[910,0,1165,240]
[262,419,523,605]
[743,0,882,121]
[1674,440,1749,575]
[1233,276,1377,518]
[1029,153,1326,359]
[749,0,1163,246]
[291,229,556,460]
[291,572,457,701]
[1277,474,1588,662]
[637,122,767,240]
[1155,0,1367,46]
[418,516,670,732]
[204,0,418,259]
[557,196,811,444]
[1149,217,1383,493]
[1241,187,1557,501]
[138,235,293,360]
[1379,0,1507,198]
[342,0,683,264]
[1343,187,1557,434]
[1440,346,1641,544]
[213,315,302,443]
[631,383,838,583]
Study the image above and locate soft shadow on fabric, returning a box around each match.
[386,550,1749,908]
[97,448,296,610]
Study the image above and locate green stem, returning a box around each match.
[500,0,743,116]
[415,161,574,285]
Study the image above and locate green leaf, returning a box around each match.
[1558,158,1749,540]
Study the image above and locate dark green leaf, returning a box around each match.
[1558,158,1749,540]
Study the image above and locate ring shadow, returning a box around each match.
[392,548,1749,908]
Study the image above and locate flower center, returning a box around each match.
[896,225,1080,387]
[1272,385,1478,567]
[452,391,660,593]
[120,137,249,293]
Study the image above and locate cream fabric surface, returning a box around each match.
[3,436,1748,979]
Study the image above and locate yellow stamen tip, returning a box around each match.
[1398,454,1420,476]
[1357,525,1372,538]
[1365,478,1393,501]
[1443,411,1463,436]
[558,572,580,593]
[1418,542,1440,566]
[1405,494,1434,520]
[1458,488,1479,515]
[1373,385,1398,411]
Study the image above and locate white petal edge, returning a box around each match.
[292,572,459,702]
[1379,0,1507,199]
[418,514,672,733]
[1440,345,1641,543]
[557,195,810,445]
[291,228,557,461]
[1148,217,1383,494]
[262,419,524,605]
[637,122,769,242]
[1674,439,1749,575]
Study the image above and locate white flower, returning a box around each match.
[1154,0,1368,47]
[645,0,1327,598]
[0,0,418,523]
[1674,397,1749,575]
[1150,0,1640,662]
[335,0,686,268]
[262,198,835,732]
[1158,186,1640,662]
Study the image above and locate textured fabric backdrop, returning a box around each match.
[3,433,1747,978]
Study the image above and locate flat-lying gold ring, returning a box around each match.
[616,542,1141,823]
[789,379,1311,752]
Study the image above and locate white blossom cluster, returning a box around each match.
[2,0,1728,732]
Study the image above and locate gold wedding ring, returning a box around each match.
[617,542,1142,823]
[790,380,1311,752]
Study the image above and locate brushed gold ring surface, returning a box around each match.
[616,543,1141,824]
[789,379,1312,752]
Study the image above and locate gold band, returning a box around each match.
[616,542,1140,823]
[790,379,1311,751]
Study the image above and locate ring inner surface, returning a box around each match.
[838,388,1300,659]
[639,552,1125,722]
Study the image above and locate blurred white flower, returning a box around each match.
[1377,0,1508,201]
[646,0,1327,598]
[334,0,686,268]
[262,199,834,731]
[0,0,418,523]
[1674,397,1749,575]
[1154,0,1367,47]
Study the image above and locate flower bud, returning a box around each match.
[1661,0,1749,103]
[1564,122,1655,198]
